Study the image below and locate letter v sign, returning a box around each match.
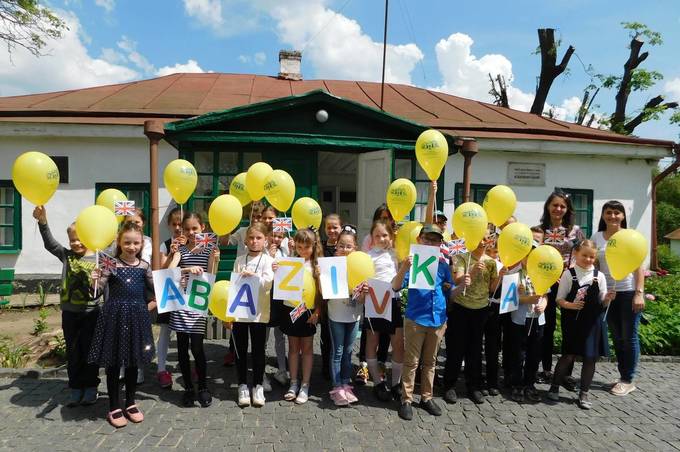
[367,286,390,314]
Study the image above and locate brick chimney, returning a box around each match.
[278,50,302,81]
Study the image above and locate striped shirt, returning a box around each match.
[169,244,211,335]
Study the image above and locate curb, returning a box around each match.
[0,364,67,379]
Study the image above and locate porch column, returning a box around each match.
[460,138,479,203]
[144,120,165,271]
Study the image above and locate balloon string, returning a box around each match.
[94,249,99,299]
[463,253,471,296]
[180,204,183,221]
[367,316,374,334]
[527,315,534,337]
[603,280,616,322]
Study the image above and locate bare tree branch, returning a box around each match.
[488,73,509,108]
[623,95,679,133]
[530,28,575,115]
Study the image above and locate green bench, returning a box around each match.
[0,268,15,306]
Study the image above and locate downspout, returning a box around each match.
[460,138,479,203]
[651,142,680,270]
[144,120,165,271]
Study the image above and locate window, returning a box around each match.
[454,183,494,206]
[51,156,69,183]
[393,156,444,221]
[0,181,21,253]
[95,183,150,235]
[555,187,594,237]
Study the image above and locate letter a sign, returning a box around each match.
[408,244,439,290]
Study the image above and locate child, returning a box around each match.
[445,229,499,405]
[327,227,363,406]
[88,222,155,428]
[33,206,102,407]
[322,213,342,257]
[267,228,289,386]
[276,228,322,404]
[366,220,404,402]
[156,207,184,388]
[547,240,612,409]
[508,235,547,403]
[392,224,461,421]
[319,214,343,381]
[233,223,275,407]
[167,213,219,408]
[483,229,505,396]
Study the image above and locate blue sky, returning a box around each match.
[1,0,679,141]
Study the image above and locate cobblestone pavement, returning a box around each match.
[1,336,679,451]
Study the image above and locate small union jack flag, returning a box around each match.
[194,232,217,250]
[98,252,117,275]
[114,200,136,216]
[290,302,307,323]
[272,217,293,233]
[449,239,468,256]
[544,227,566,245]
[440,242,452,263]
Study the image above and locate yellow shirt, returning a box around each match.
[452,253,498,310]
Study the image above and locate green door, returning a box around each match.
[264,149,318,204]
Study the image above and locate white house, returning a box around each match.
[0,68,673,281]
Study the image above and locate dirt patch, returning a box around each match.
[0,306,64,368]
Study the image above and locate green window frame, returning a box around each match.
[393,155,444,221]
[0,181,21,253]
[453,183,495,206]
[94,183,151,236]
[556,187,594,237]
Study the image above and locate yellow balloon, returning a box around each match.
[75,205,119,251]
[291,197,322,230]
[302,269,317,309]
[264,169,296,212]
[96,188,128,224]
[415,129,448,180]
[208,280,232,322]
[12,151,60,205]
[246,162,273,201]
[229,172,251,207]
[395,221,421,261]
[605,229,648,281]
[497,222,533,267]
[164,159,197,204]
[483,185,517,227]
[386,178,417,220]
[526,245,564,295]
[452,202,488,250]
[347,251,376,290]
[208,194,243,236]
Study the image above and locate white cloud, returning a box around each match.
[117,36,155,74]
[182,0,261,37]
[550,96,582,121]
[156,59,206,76]
[238,51,267,65]
[664,77,680,102]
[95,0,115,13]
[0,11,138,96]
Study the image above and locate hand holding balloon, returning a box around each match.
[32,206,47,225]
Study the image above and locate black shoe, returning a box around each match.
[563,376,577,392]
[398,402,413,420]
[443,388,457,404]
[536,371,553,384]
[524,385,540,403]
[481,388,489,396]
[391,383,403,401]
[374,382,392,402]
[197,389,212,408]
[420,398,442,416]
[182,389,196,407]
[488,387,500,396]
[469,390,485,404]
[511,388,524,403]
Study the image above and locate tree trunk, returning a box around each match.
[623,95,679,134]
[610,37,648,132]
[529,28,575,115]
[488,73,509,108]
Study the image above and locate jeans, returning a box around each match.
[607,291,641,383]
[62,308,101,389]
[329,320,360,387]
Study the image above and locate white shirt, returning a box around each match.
[556,265,608,302]
[232,252,274,323]
[328,297,362,323]
[368,247,398,283]
[511,271,546,326]
[591,231,635,292]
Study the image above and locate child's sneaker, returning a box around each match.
[197,388,212,408]
[374,381,392,402]
[546,385,560,402]
[610,382,636,396]
[329,387,349,406]
[237,384,251,407]
[577,391,592,410]
[284,381,299,401]
[524,385,540,403]
[295,384,309,404]
[343,384,358,404]
[354,362,369,385]
[157,371,173,389]
[182,389,196,407]
[66,388,83,407]
[511,387,524,403]
[81,387,98,405]
[252,384,266,407]
[273,369,288,386]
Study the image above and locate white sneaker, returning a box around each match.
[295,384,309,404]
[252,384,266,407]
[273,369,289,386]
[237,384,251,407]
[610,382,636,396]
[284,381,299,401]
[262,374,272,392]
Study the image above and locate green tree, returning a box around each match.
[0,0,67,57]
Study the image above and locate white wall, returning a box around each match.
[442,143,656,249]
[0,125,177,276]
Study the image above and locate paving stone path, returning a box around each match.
[1,336,679,451]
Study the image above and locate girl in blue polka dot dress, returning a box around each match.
[88,222,156,428]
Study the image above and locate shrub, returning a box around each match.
[641,275,680,355]
[32,307,49,336]
[0,338,29,368]
[658,244,680,274]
